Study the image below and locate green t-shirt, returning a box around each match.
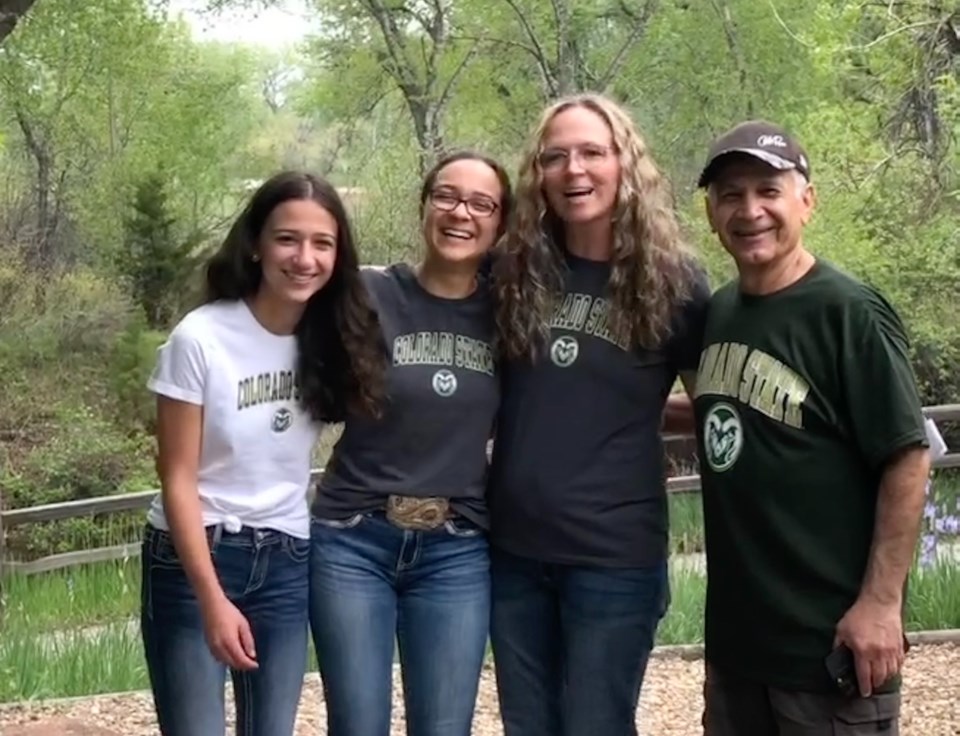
[693,260,927,692]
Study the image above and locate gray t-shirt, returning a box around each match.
[488,252,710,566]
[313,264,499,527]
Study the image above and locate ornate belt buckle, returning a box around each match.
[386,495,450,530]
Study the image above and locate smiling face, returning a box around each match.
[422,158,504,267]
[538,105,621,227]
[256,198,338,306]
[706,154,814,271]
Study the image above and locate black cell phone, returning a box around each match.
[824,644,858,698]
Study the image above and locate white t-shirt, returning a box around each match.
[146,299,321,538]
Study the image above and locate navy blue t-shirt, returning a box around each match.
[488,253,710,566]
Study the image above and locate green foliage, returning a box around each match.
[0,254,136,366]
[109,316,167,433]
[19,405,149,499]
[1,404,154,503]
[119,173,202,329]
[2,554,959,701]
[0,620,149,702]
[0,404,155,558]
[0,0,274,268]
[1,560,140,633]
[0,252,157,561]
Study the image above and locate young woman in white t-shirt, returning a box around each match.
[140,171,385,736]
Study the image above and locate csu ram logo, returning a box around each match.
[550,336,579,367]
[703,402,743,472]
[271,407,293,433]
[431,369,458,397]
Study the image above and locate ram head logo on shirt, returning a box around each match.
[432,369,458,397]
[550,335,579,367]
[271,407,293,433]
[704,402,743,472]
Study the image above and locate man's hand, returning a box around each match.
[834,596,904,697]
[200,594,259,671]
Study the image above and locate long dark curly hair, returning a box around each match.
[493,93,699,361]
[203,171,385,422]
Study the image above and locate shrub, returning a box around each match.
[109,316,168,433]
[0,252,136,367]
[0,404,157,559]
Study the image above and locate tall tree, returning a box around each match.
[214,0,480,174]
[0,0,271,270]
[312,0,478,174]
[0,0,155,266]
[475,0,660,100]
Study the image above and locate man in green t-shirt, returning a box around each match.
[692,120,930,735]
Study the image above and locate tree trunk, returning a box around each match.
[14,108,57,268]
[409,100,444,176]
[552,0,576,97]
[710,0,754,117]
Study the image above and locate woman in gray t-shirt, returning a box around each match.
[309,151,512,736]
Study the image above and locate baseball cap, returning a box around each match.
[697,120,810,188]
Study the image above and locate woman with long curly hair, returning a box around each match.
[488,94,710,736]
[309,151,512,736]
[140,171,385,736]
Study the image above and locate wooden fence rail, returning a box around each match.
[1,405,958,576]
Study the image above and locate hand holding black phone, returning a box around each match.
[825,636,910,698]
[824,644,858,698]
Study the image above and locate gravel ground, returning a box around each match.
[1,645,958,735]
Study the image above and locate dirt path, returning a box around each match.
[1,645,958,735]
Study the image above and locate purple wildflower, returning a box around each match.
[917,471,960,569]
[935,514,960,536]
[919,533,938,569]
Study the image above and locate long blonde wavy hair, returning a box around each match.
[493,93,699,361]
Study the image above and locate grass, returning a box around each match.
[1,561,957,702]
[905,561,960,631]
[657,567,707,645]
[0,471,956,702]
[0,493,703,631]
[932,468,960,502]
[668,493,704,554]
[1,559,140,632]
[0,621,148,702]
[654,558,960,648]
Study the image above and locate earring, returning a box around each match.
[252,253,260,262]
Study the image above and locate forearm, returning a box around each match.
[162,480,225,606]
[662,371,698,435]
[859,446,930,604]
[662,393,696,434]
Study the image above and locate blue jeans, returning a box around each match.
[309,512,490,736]
[140,523,310,736]
[490,547,669,736]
